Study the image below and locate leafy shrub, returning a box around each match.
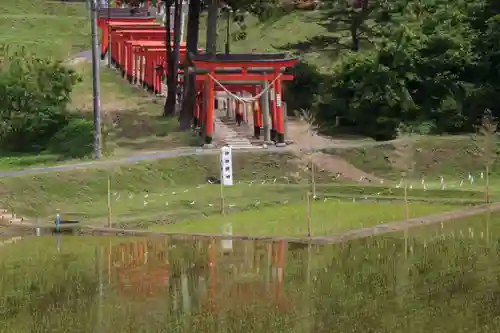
[48,117,94,158]
[284,60,323,115]
[0,45,80,153]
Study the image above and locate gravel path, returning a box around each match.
[0,139,404,178]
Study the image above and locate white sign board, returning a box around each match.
[276,93,282,107]
[220,146,234,186]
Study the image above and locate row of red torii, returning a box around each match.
[98,7,296,145]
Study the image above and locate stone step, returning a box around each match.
[213,116,258,150]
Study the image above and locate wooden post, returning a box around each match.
[36,217,41,236]
[266,242,272,292]
[283,102,289,143]
[108,239,112,285]
[269,84,277,142]
[261,81,272,144]
[404,182,409,260]
[220,181,225,215]
[209,238,216,311]
[107,175,112,228]
[486,166,490,203]
[306,191,312,237]
[95,246,104,333]
[219,154,225,215]
[274,73,285,146]
[205,73,215,144]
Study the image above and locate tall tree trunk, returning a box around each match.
[163,0,182,117]
[206,0,219,54]
[179,0,188,44]
[178,0,201,130]
[350,13,361,51]
[163,0,174,116]
[224,9,231,54]
[350,24,360,51]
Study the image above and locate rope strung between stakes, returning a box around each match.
[207,73,283,103]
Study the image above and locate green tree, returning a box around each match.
[178,0,202,130]
[0,47,80,153]
[163,0,183,117]
[319,0,479,140]
[319,0,395,51]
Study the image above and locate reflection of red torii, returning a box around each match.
[108,240,169,298]
[205,239,289,312]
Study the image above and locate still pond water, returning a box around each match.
[0,227,499,333]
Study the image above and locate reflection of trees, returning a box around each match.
[18,233,500,332]
[305,235,500,332]
[0,252,99,332]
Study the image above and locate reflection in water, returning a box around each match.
[1,228,500,332]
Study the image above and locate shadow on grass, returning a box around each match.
[275,35,351,59]
[106,110,199,151]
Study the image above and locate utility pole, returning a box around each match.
[224,6,231,54]
[90,0,102,160]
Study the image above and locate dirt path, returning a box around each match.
[325,202,499,244]
[286,118,381,183]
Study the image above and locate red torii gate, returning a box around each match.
[97,18,159,59]
[193,84,263,132]
[135,46,190,95]
[190,53,296,145]
[110,27,167,70]
[125,40,187,84]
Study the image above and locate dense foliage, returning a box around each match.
[286,0,500,140]
[0,47,94,157]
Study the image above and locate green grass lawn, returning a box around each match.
[0,151,485,230]
[38,181,479,228]
[70,64,196,156]
[200,10,352,73]
[399,208,499,243]
[327,135,500,181]
[0,152,308,220]
[0,1,90,59]
[150,201,455,237]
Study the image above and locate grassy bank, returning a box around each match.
[0,0,90,59]
[70,64,195,156]
[327,136,500,181]
[0,151,488,230]
[0,152,307,220]
[202,10,341,73]
[0,63,195,171]
[150,201,455,237]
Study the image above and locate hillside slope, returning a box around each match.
[0,0,90,59]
